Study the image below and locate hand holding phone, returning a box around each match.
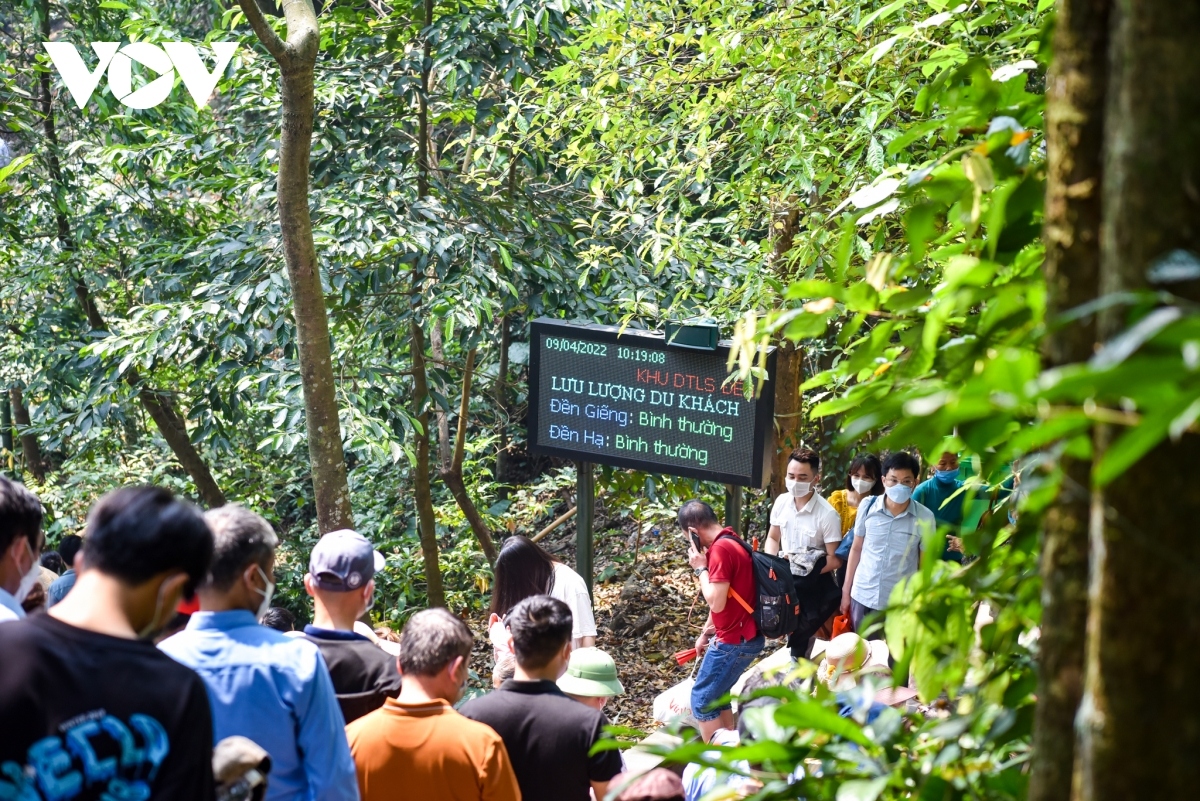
[687,529,709,572]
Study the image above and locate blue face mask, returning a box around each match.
[934,468,960,484]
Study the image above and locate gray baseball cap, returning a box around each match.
[308,529,386,591]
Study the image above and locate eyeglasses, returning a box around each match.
[882,476,916,487]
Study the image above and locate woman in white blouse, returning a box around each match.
[487,536,597,685]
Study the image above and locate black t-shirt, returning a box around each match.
[459,679,623,801]
[0,613,215,801]
[301,627,402,724]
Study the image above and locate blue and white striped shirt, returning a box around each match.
[850,496,935,610]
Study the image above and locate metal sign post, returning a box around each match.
[577,461,595,597]
[724,484,743,537]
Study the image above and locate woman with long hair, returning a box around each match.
[487,536,597,686]
[828,452,885,592]
[828,453,885,536]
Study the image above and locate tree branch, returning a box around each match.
[279,0,320,62]
[439,346,497,565]
[451,348,476,472]
[237,0,289,64]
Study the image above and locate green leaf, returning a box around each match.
[859,0,909,31]
[865,35,902,65]
[1090,307,1183,370]
[837,777,889,801]
[0,153,33,191]
[773,695,872,746]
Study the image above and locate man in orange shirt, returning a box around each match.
[346,609,520,801]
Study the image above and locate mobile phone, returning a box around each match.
[689,531,703,552]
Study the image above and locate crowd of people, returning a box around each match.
[0,443,990,800]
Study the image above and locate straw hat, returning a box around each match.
[814,633,890,691]
[621,731,682,777]
[558,647,625,697]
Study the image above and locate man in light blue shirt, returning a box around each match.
[47,534,83,606]
[160,505,358,801]
[841,451,935,633]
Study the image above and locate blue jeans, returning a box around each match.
[850,598,885,641]
[690,634,765,722]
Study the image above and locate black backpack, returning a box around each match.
[719,533,799,639]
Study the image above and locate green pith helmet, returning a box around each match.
[557,647,625,697]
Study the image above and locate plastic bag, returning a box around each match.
[652,676,698,729]
[831,613,853,637]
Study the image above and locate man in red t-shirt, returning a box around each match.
[679,500,765,741]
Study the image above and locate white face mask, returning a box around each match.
[851,477,876,494]
[14,539,41,604]
[785,479,813,498]
[253,564,276,620]
[885,483,913,504]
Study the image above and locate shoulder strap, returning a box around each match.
[727,587,754,615]
[860,494,878,519]
[714,533,756,614]
[718,531,753,555]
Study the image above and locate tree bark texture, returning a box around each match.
[1078,1,1200,797]
[39,0,225,507]
[1,395,12,456]
[495,315,511,486]
[769,207,804,496]
[437,348,499,565]
[410,322,447,607]
[238,0,353,533]
[10,387,46,485]
[431,324,454,470]
[771,340,803,496]
[1029,0,1111,798]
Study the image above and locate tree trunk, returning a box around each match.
[39,0,225,507]
[238,0,352,533]
[1,394,12,458]
[772,340,801,496]
[770,206,804,496]
[431,323,453,470]
[437,348,499,565]
[771,341,803,496]
[410,322,447,607]
[10,387,46,485]
[495,314,511,486]
[1078,1,1200,797]
[1028,1,1110,798]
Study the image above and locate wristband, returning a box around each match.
[694,566,708,576]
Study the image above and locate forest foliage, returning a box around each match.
[4,0,1200,797]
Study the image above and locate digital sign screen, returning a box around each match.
[528,318,776,487]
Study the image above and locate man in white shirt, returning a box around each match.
[765,448,843,658]
[0,477,45,623]
[841,451,936,634]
